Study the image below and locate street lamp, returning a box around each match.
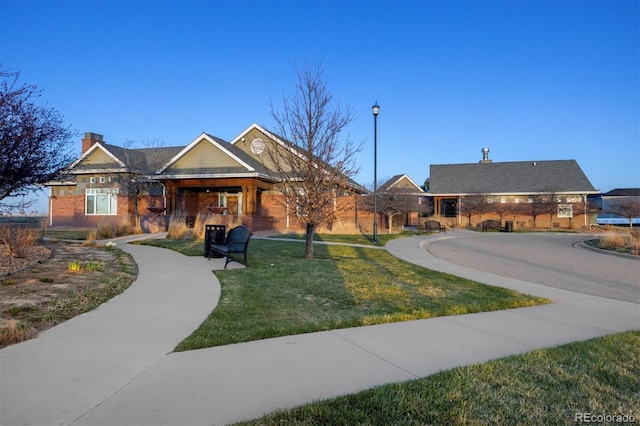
[372,102,380,243]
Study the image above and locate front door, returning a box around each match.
[227,195,239,215]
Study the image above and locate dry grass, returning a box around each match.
[168,212,242,240]
[167,212,193,239]
[0,225,39,258]
[0,319,37,346]
[597,229,640,255]
[85,218,142,243]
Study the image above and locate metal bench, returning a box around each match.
[209,225,252,268]
[425,220,446,233]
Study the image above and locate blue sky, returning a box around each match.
[1,0,638,213]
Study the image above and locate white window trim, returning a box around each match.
[86,188,119,215]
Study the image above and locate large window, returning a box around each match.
[86,188,118,215]
[557,204,573,218]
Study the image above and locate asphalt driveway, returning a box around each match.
[425,231,639,303]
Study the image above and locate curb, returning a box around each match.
[578,239,639,260]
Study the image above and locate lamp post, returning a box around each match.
[372,102,380,243]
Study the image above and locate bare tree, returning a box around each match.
[362,178,431,233]
[607,198,640,228]
[0,67,76,213]
[265,63,362,258]
[493,200,513,224]
[520,195,548,228]
[107,139,168,226]
[458,193,491,227]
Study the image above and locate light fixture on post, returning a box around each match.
[372,101,380,243]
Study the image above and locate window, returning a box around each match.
[86,188,118,215]
[557,204,573,218]
[90,177,96,183]
[99,177,106,183]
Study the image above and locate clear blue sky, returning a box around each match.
[1,0,638,213]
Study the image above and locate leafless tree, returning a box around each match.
[607,198,640,228]
[362,178,431,233]
[108,139,168,225]
[458,193,492,227]
[519,195,549,228]
[493,200,513,224]
[0,66,76,213]
[264,63,362,258]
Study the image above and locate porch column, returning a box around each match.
[243,185,258,215]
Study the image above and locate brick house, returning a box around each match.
[374,174,430,230]
[428,148,599,230]
[47,124,368,233]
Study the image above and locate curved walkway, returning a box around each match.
[1,233,638,425]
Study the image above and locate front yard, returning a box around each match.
[136,237,550,351]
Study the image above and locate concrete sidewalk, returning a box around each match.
[1,234,638,425]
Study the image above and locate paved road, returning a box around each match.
[426,231,639,303]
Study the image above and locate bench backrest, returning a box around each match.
[425,220,442,230]
[225,225,252,252]
[481,220,502,229]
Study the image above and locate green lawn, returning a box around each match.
[42,229,92,240]
[269,231,422,246]
[237,331,640,425]
[136,237,549,351]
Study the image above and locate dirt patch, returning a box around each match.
[0,242,137,347]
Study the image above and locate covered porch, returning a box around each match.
[163,177,274,226]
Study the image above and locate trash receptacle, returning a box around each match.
[505,221,513,233]
[204,225,226,257]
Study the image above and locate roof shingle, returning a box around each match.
[430,160,597,195]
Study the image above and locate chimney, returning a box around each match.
[480,147,492,163]
[82,132,104,153]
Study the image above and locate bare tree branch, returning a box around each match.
[0,66,76,212]
[264,63,362,258]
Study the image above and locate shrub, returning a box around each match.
[0,224,39,258]
[68,260,82,272]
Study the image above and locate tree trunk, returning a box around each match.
[305,223,315,259]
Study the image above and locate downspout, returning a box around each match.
[286,199,290,229]
[49,191,53,227]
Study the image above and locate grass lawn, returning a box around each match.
[236,330,640,425]
[43,229,92,240]
[136,237,549,351]
[269,231,421,246]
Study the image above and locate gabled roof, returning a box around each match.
[379,174,425,193]
[602,188,640,197]
[430,160,597,195]
[67,142,184,175]
[67,142,127,172]
[155,132,272,179]
[231,123,368,194]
